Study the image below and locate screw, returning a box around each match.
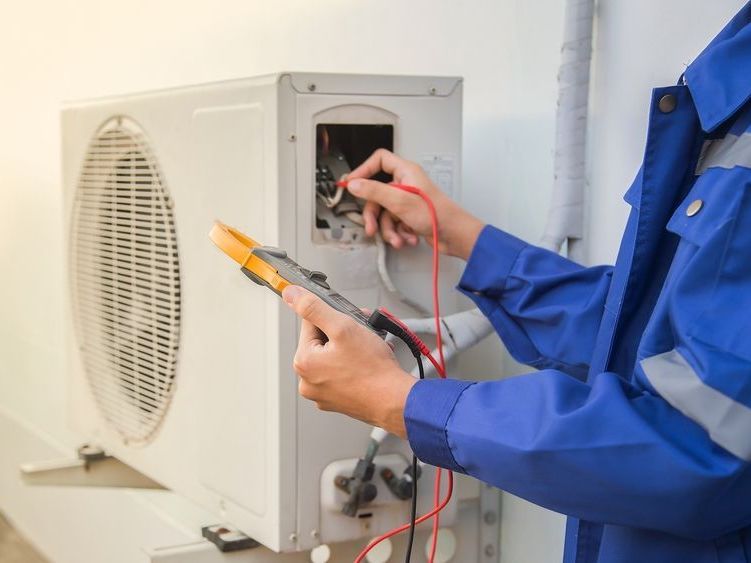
[288,133,297,142]
[289,533,298,543]
[483,511,497,525]
[78,444,105,459]
[311,529,320,539]
[308,83,317,92]
[484,544,496,557]
[334,475,350,492]
[429,87,437,95]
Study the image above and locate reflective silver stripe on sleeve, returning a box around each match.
[641,349,751,461]
[696,132,751,174]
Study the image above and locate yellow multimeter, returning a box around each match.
[209,221,384,336]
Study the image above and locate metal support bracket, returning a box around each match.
[480,483,502,561]
[19,444,165,489]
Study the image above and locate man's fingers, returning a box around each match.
[282,286,350,339]
[396,221,418,246]
[362,200,381,237]
[380,212,404,248]
[347,178,415,215]
[347,148,404,179]
[299,318,325,347]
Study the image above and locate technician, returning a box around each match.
[282,4,751,562]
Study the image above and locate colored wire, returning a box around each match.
[389,183,447,376]
[342,180,451,563]
[353,472,454,563]
[390,183,448,563]
[374,306,449,562]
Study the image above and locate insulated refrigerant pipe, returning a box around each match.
[392,309,495,379]
[540,0,596,263]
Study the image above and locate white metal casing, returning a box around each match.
[62,72,464,553]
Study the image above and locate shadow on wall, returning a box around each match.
[0,512,48,563]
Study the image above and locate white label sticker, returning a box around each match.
[421,154,456,196]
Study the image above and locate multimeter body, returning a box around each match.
[209,222,385,337]
[243,246,384,337]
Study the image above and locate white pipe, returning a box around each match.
[441,308,494,351]
[398,309,493,347]
[389,309,495,379]
[540,0,595,263]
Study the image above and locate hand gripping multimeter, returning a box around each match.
[208,221,388,338]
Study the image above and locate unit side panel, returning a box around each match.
[273,74,302,552]
[291,85,464,549]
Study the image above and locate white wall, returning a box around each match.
[0,0,746,562]
[0,1,566,561]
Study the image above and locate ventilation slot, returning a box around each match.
[71,116,181,445]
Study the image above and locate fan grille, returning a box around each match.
[71,117,181,445]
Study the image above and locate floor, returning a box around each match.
[0,513,48,563]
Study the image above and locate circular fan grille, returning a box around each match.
[71,117,181,445]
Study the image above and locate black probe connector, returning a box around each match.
[367,309,424,358]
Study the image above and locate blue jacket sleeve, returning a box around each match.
[407,203,751,541]
[459,225,613,379]
[405,371,751,541]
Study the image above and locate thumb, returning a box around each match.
[282,286,348,338]
[347,179,411,214]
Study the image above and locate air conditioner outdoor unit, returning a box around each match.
[61,73,471,555]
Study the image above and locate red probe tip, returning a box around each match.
[335,180,348,188]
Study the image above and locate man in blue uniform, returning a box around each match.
[282,3,751,561]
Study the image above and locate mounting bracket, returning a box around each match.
[19,444,165,489]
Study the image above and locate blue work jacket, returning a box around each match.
[405,4,751,562]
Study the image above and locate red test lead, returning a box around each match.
[340,179,451,563]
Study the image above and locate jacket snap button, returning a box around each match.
[686,199,703,217]
[658,94,677,113]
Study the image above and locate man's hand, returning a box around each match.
[346,149,484,260]
[283,285,416,438]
